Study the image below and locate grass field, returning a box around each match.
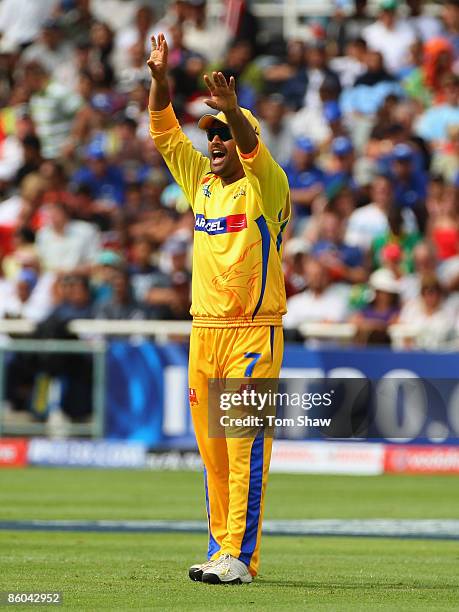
[1,469,459,610]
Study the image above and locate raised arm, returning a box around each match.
[203,71,258,155]
[146,33,209,209]
[147,34,171,111]
[203,71,290,225]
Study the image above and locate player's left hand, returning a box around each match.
[203,71,237,113]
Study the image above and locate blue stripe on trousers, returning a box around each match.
[204,468,220,559]
[239,431,265,566]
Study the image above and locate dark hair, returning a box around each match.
[22,134,41,150]
[15,227,35,243]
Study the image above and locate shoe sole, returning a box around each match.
[202,573,252,585]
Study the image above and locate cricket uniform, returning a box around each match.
[150,103,290,576]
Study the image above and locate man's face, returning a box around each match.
[305,259,328,292]
[292,148,314,171]
[443,3,459,29]
[24,69,46,94]
[372,177,393,206]
[207,121,243,179]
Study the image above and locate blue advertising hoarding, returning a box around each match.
[106,343,459,449]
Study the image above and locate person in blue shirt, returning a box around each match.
[71,141,126,207]
[388,143,427,210]
[282,137,326,222]
[311,208,367,284]
[324,136,358,194]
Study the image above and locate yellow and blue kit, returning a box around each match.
[150,103,290,576]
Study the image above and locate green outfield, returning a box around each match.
[0,469,459,610]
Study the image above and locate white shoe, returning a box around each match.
[188,558,220,582]
[202,553,253,585]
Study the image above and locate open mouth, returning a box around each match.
[211,148,227,167]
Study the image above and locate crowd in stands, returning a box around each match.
[1,0,459,350]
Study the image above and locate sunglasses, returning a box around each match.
[206,125,232,142]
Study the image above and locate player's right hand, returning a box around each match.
[147,33,168,82]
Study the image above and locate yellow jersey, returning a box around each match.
[149,104,290,328]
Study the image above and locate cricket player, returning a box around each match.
[147,34,290,584]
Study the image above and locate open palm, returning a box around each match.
[203,72,237,113]
[147,33,168,81]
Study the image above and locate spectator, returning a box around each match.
[387,143,427,210]
[20,19,77,90]
[283,258,349,331]
[0,0,57,49]
[427,183,459,261]
[146,237,191,320]
[343,0,373,43]
[67,183,112,232]
[0,268,38,320]
[94,267,145,320]
[329,38,367,89]
[114,5,157,73]
[362,0,416,76]
[372,205,422,273]
[117,40,152,93]
[406,0,442,42]
[283,238,310,298]
[182,0,231,62]
[311,208,367,284]
[325,137,357,191]
[71,140,125,207]
[404,38,454,107]
[258,94,295,167]
[23,61,82,159]
[282,137,326,225]
[415,73,459,145]
[41,273,93,326]
[128,236,169,304]
[0,172,47,237]
[263,39,308,111]
[346,173,417,250]
[349,268,400,344]
[354,49,396,87]
[36,203,100,272]
[209,39,264,108]
[291,77,341,143]
[432,126,459,182]
[304,40,341,111]
[398,274,456,348]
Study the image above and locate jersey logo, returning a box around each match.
[233,188,246,200]
[189,388,199,406]
[202,184,212,198]
[195,213,247,235]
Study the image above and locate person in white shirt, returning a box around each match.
[283,258,349,330]
[36,203,100,273]
[20,19,77,92]
[182,0,230,62]
[258,94,295,167]
[113,5,168,76]
[0,0,57,48]
[398,274,457,348]
[345,174,417,250]
[363,0,416,75]
[406,0,443,41]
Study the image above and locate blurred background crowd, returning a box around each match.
[1,0,459,350]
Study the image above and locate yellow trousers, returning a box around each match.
[188,325,283,576]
